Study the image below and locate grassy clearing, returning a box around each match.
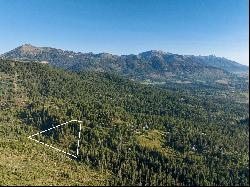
[136,130,177,158]
[215,79,229,85]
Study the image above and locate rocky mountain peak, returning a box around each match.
[18,44,42,54]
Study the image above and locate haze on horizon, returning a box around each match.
[0,0,249,66]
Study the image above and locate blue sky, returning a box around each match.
[0,0,249,65]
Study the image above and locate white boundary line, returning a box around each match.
[28,120,83,158]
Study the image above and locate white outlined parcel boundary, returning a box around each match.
[28,120,83,158]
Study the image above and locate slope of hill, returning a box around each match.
[1,44,248,91]
[0,59,249,185]
[194,55,249,74]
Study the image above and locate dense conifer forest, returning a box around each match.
[0,59,249,185]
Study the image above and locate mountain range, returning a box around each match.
[1,44,248,93]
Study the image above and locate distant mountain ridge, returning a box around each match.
[1,44,248,88]
[2,44,248,72]
[193,55,248,74]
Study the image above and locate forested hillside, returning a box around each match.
[0,59,249,185]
